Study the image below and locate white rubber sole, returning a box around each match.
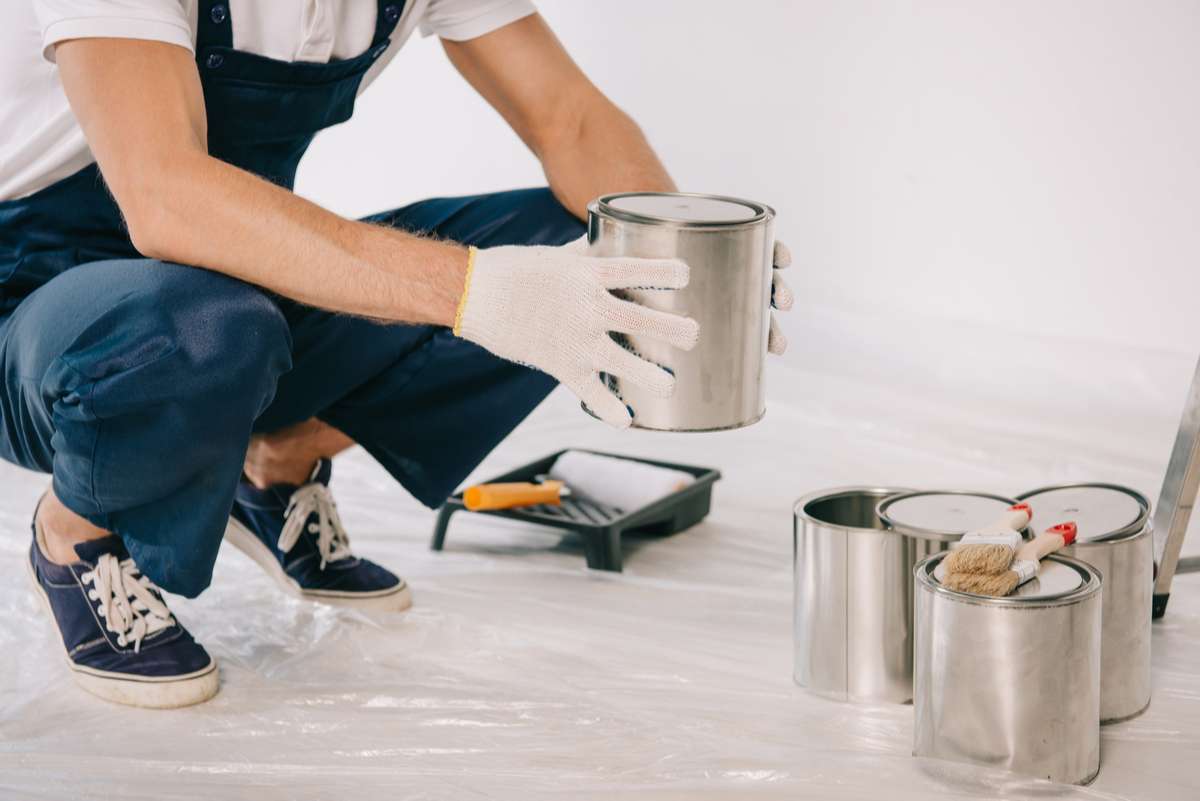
[25,554,219,709]
[224,518,413,613]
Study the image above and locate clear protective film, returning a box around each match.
[1,307,1198,800]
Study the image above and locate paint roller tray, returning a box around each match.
[429,449,720,572]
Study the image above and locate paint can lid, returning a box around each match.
[876,490,1024,542]
[931,553,1085,599]
[593,192,773,228]
[1016,483,1149,543]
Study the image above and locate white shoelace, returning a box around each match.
[80,554,175,653]
[277,483,352,570]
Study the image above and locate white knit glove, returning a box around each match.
[769,240,794,355]
[454,240,700,429]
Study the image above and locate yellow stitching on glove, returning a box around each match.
[452,246,477,336]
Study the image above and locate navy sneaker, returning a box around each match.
[27,504,218,708]
[226,459,411,611]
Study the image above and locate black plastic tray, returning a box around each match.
[430,449,721,571]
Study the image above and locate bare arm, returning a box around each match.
[442,14,676,219]
[55,38,466,325]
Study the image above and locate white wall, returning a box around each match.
[298,0,1200,358]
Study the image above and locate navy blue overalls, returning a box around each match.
[0,1,583,597]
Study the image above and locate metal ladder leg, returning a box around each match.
[1152,353,1200,618]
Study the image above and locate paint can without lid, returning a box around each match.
[1016,483,1153,723]
[913,552,1103,785]
[792,487,918,703]
[586,192,775,431]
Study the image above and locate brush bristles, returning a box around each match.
[942,543,1015,576]
[941,569,1020,597]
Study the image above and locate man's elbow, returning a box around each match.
[115,158,199,261]
[125,203,173,261]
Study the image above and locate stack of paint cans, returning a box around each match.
[791,482,1154,786]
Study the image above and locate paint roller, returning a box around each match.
[463,450,695,512]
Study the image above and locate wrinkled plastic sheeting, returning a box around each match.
[1,307,1198,800]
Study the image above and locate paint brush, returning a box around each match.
[943,522,1077,597]
[941,503,1032,576]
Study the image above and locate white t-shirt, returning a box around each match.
[0,0,536,200]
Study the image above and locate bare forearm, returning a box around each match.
[55,38,466,327]
[537,97,676,219]
[441,15,674,221]
[134,152,465,326]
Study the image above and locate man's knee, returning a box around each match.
[60,260,293,411]
[142,261,290,369]
[117,259,286,364]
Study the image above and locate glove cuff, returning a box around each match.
[451,246,479,337]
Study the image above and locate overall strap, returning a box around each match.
[197,1,234,51]
[371,1,408,48]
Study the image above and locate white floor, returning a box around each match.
[1,309,1198,800]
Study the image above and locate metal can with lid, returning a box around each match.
[876,490,1031,543]
[913,551,1103,785]
[586,192,775,431]
[1016,483,1153,723]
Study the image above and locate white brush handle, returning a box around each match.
[955,504,1031,549]
[996,504,1033,532]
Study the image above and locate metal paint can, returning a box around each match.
[793,487,921,703]
[914,552,1103,785]
[876,490,1030,543]
[1017,483,1153,723]
[586,192,775,431]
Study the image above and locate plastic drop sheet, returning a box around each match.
[1,308,1198,800]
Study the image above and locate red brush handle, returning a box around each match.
[1015,521,1078,563]
[1009,502,1032,523]
[1048,521,1077,546]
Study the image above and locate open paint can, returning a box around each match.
[913,552,1103,785]
[586,192,775,431]
[1017,483,1153,722]
[793,487,916,703]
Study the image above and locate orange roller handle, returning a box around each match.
[463,481,564,511]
